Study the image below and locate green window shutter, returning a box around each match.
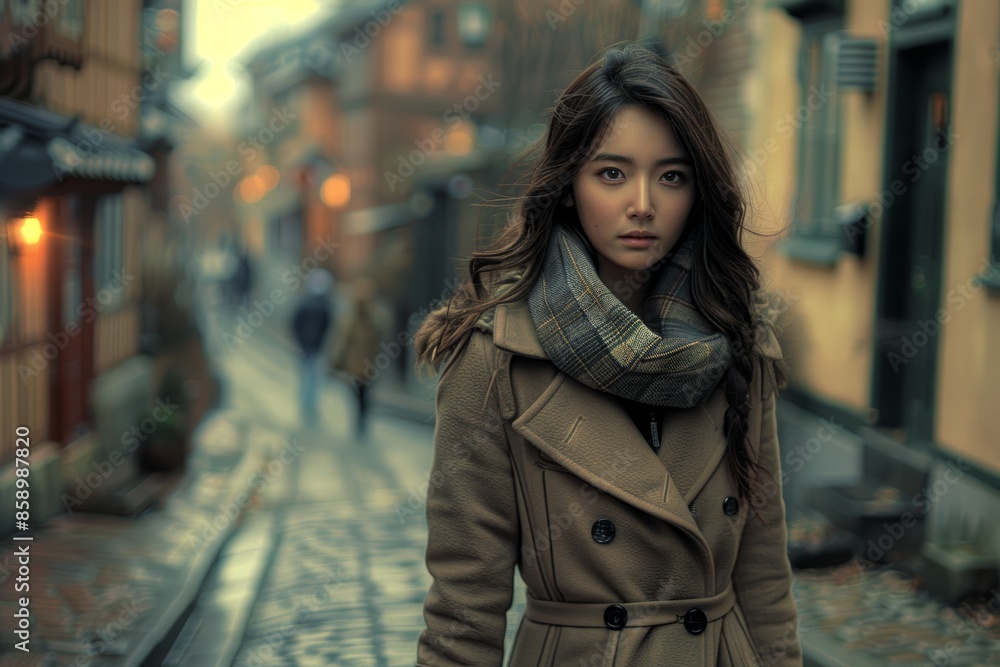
[780,15,844,266]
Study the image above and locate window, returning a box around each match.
[780,15,845,266]
[795,24,841,234]
[457,3,489,47]
[61,236,81,327]
[94,194,124,303]
[12,0,36,26]
[429,10,446,47]
[54,0,83,40]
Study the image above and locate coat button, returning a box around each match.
[723,496,739,516]
[604,604,628,630]
[683,608,708,635]
[591,519,616,544]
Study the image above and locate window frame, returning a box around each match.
[93,193,126,311]
[780,14,846,267]
[457,2,489,48]
[428,9,446,48]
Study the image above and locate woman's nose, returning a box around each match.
[627,181,654,220]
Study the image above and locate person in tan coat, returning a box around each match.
[329,277,383,437]
[412,44,802,666]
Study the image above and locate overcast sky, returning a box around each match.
[177,0,335,124]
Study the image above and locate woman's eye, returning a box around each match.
[662,171,688,184]
[599,167,623,180]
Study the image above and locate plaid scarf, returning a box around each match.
[528,227,732,408]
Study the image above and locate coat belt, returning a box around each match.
[524,585,735,629]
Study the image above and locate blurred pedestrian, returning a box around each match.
[292,269,333,423]
[411,44,799,666]
[230,245,253,309]
[329,277,382,438]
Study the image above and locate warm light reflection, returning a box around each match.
[444,126,474,155]
[320,174,351,208]
[238,175,266,203]
[257,164,280,190]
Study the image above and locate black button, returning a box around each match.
[683,608,708,635]
[723,496,739,516]
[604,604,628,630]
[591,519,616,544]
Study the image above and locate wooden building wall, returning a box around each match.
[0,0,147,465]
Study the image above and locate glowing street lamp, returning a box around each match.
[320,173,351,209]
[6,216,43,254]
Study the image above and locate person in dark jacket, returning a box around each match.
[230,246,253,308]
[292,269,333,423]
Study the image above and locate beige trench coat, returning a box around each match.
[417,298,802,666]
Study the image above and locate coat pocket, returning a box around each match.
[718,603,761,667]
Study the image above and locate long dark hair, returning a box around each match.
[414,43,769,502]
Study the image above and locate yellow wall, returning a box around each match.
[753,0,1000,472]
[935,1,1000,471]
[745,9,798,247]
[752,1,888,412]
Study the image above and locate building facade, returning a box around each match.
[0,0,189,534]
[673,0,1000,576]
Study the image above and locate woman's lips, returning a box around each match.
[619,235,657,249]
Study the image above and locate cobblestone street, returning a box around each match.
[159,276,524,667]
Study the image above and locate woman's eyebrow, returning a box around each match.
[591,152,692,167]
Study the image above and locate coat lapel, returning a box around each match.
[661,389,732,504]
[511,373,697,529]
[495,301,716,567]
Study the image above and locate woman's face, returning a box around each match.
[571,105,696,290]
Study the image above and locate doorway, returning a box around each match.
[50,195,95,445]
[872,40,953,444]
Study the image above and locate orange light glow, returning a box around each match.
[320,174,351,208]
[238,175,266,203]
[444,126,474,156]
[15,217,42,247]
[257,164,280,190]
[706,0,725,21]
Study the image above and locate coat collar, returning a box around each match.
[495,297,732,576]
[492,299,547,359]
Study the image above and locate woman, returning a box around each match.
[413,44,801,666]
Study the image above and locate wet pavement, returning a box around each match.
[794,561,1000,666]
[163,275,526,666]
[0,411,281,666]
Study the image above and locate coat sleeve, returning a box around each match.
[417,332,519,667]
[731,361,803,667]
